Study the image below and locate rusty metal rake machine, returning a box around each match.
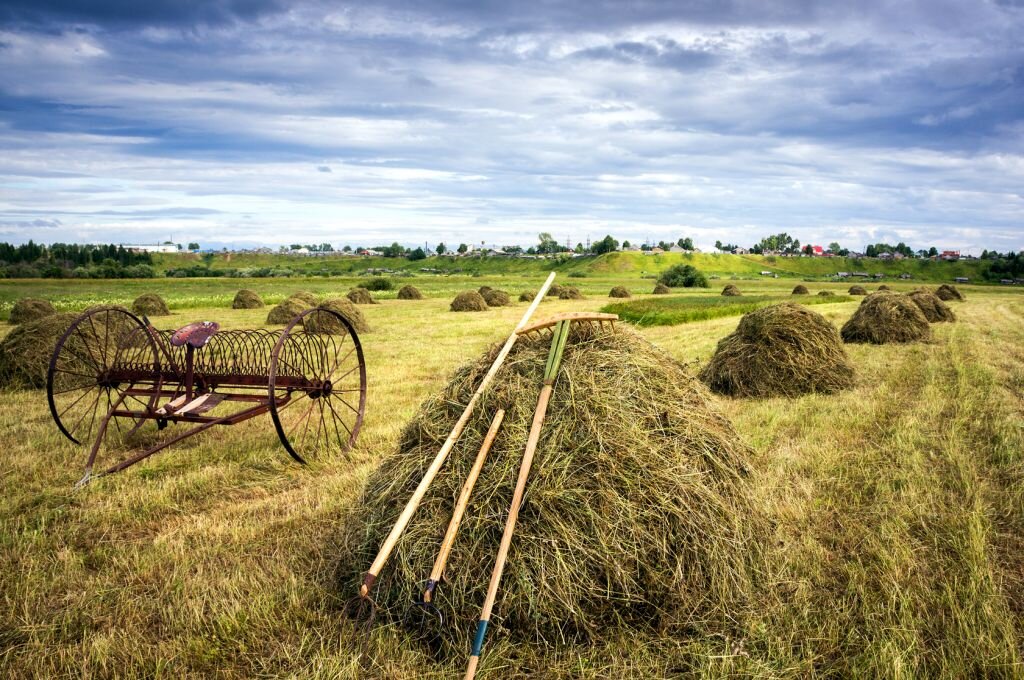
[46,305,367,486]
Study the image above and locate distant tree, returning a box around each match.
[803,244,814,255]
[187,242,200,251]
[865,244,878,257]
[657,264,709,288]
[537,232,560,254]
[828,242,842,255]
[640,243,652,251]
[458,243,468,254]
[928,246,938,257]
[436,242,446,255]
[592,234,619,255]
[678,237,694,250]
[622,240,631,249]
[526,246,537,255]
[342,245,352,252]
[201,252,215,267]
[407,247,427,261]
[320,243,333,252]
[290,244,303,250]
[503,245,523,255]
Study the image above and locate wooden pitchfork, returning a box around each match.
[464,312,617,680]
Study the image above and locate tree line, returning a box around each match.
[0,241,156,279]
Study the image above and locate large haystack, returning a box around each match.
[936,284,965,301]
[266,297,311,324]
[791,285,809,295]
[699,303,854,398]
[302,298,369,334]
[558,286,584,300]
[653,282,671,294]
[450,291,488,312]
[347,288,377,305]
[232,289,264,309]
[397,285,423,300]
[9,298,56,324]
[908,290,956,323]
[721,284,741,296]
[609,286,631,298]
[482,289,512,307]
[131,293,169,317]
[0,313,77,388]
[336,324,756,650]
[848,285,867,296]
[289,291,319,306]
[841,292,931,344]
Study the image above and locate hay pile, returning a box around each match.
[518,290,536,302]
[397,285,423,300]
[482,289,512,307]
[877,284,891,291]
[289,291,319,306]
[232,289,264,309]
[0,313,77,388]
[721,284,741,296]
[131,293,169,316]
[936,284,965,301]
[337,324,756,650]
[302,298,368,334]
[908,290,956,323]
[699,303,854,398]
[653,282,671,294]
[547,284,565,297]
[9,298,56,324]
[841,292,931,344]
[266,297,310,324]
[609,286,631,298]
[347,288,377,305]
[558,286,584,300]
[791,285,809,295]
[450,291,488,312]
[818,290,834,297]
[848,285,867,296]
[478,286,493,296]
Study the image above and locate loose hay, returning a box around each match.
[397,285,423,300]
[302,298,369,334]
[848,285,867,296]
[721,284,741,296]
[609,286,631,298]
[336,324,756,651]
[9,298,56,324]
[558,286,584,300]
[347,288,377,305]
[266,297,311,324]
[131,293,170,316]
[791,285,809,295]
[841,292,931,344]
[0,313,77,388]
[232,289,264,309]
[482,289,512,307]
[699,303,854,398]
[653,283,671,294]
[908,290,956,323]
[450,291,488,312]
[289,291,319,306]
[936,284,965,301]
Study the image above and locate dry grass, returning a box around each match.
[9,298,56,324]
[841,292,931,344]
[0,312,77,388]
[231,289,264,309]
[131,293,170,316]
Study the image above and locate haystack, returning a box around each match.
[848,285,867,296]
[519,290,536,302]
[841,292,931,344]
[336,324,756,650]
[347,288,377,305]
[0,313,77,388]
[289,291,319,306]
[653,283,671,294]
[450,291,488,312]
[791,285,809,295]
[908,290,956,323]
[397,285,423,300]
[266,297,310,324]
[482,289,512,307]
[699,303,854,398]
[232,289,264,309]
[817,290,834,297]
[131,293,170,316]
[721,284,741,296]
[877,284,891,291]
[936,284,965,301]
[547,284,565,297]
[558,286,584,300]
[478,286,493,296]
[9,298,56,324]
[609,286,631,298]
[302,298,368,334]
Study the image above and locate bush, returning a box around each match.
[362,278,393,291]
[658,264,709,289]
[567,271,586,278]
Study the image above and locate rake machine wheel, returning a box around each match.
[47,307,161,446]
[268,307,367,463]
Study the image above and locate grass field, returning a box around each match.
[1,274,1022,678]
[602,293,851,326]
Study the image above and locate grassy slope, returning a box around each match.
[602,293,851,326]
[0,279,1022,677]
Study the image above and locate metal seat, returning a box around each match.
[170,321,220,349]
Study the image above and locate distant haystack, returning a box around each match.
[302,298,369,334]
[397,285,423,300]
[232,289,264,309]
[721,284,741,297]
[9,298,56,324]
[908,290,956,323]
[347,288,377,305]
[266,297,310,324]
[935,284,965,301]
[558,286,584,300]
[131,294,169,317]
[653,283,671,295]
[848,285,867,296]
[450,291,488,312]
[841,292,930,344]
[791,285,809,295]
[609,286,631,298]
[482,289,512,307]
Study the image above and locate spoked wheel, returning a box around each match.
[268,307,367,463]
[47,307,162,447]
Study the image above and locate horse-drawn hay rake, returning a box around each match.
[46,306,366,486]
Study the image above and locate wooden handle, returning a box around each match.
[361,272,556,592]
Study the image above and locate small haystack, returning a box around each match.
[519,290,536,302]
[609,286,631,298]
[302,298,369,334]
[450,291,488,312]
[266,297,310,324]
[232,289,264,309]
[482,289,512,307]
[347,288,377,305]
[547,284,565,297]
[721,284,742,297]
[397,285,423,300]
[908,290,956,323]
[699,303,854,398]
[848,285,867,296]
[478,286,493,296]
[289,291,319,306]
[877,285,891,291]
[936,284,965,301]
[817,290,835,297]
[841,292,931,344]
[9,298,56,324]
[653,282,671,294]
[131,293,170,317]
[791,285,809,295]
[558,286,584,300]
[0,313,77,388]
[337,324,756,651]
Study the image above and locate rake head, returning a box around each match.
[515,312,618,340]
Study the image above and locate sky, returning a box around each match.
[0,1,1022,253]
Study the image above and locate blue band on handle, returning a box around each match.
[471,619,489,656]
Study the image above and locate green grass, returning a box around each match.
[603,293,851,326]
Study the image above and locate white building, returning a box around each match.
[122,243,180,253]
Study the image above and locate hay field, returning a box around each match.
[1,276,1022,678]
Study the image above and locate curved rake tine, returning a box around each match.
[343,592,378,636]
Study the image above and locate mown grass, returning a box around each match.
[0,275,1022,678]
[602,293,850,326]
